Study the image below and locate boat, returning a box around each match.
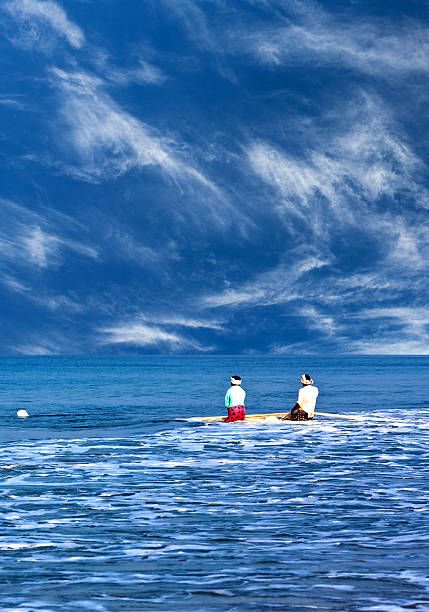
[188,411,368,423]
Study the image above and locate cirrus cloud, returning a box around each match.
[4,0,85,50]
[99,322,214,353]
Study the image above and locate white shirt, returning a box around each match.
[225,385,246,407]
[297,385,319,418]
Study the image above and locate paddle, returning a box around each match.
[315,412,366,421]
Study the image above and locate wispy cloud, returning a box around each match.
[267,305,345,354]
[0,275,30,294]
[384,220,429,270]
[131,60,167,86]
[247,93,427,232]
[1,224,97,270]
[142,315,224,331]
[12,329,83,355]
[4,0,85,50]
[357,307,429,332]
[99,322,213,352]
[297,306,340,337]
[13,344,59,356]
[106,61,167,88]
[242,89,429,342]
[350,308,429,354]
[269,307,429,355]
[153,0,429,84]
[103,230,180,273]
[22,226,61,268]
[88,46,168,88]
[49,68,217,192]
[1,0,428,356]
[0,95,25,109]
[158,0,216,54]
[40,294,85,313]
[203,254,330,308]
[157,0,239,81]
[270,340,327,355]
[351,339,429,355]
[0,199,97,272]
[251,0,429,78]
[1,279,86,315]
[202,110,428,353]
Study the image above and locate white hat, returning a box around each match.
[300,374,313,385]
[231,376,242,385]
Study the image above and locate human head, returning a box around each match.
[300,373,313,385]
[231,375,242,386]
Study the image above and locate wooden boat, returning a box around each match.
[189,412,288,423]
[188,411,368,423]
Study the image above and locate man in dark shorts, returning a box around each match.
[284,374,319,421]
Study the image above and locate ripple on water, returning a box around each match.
[0,415,428,610]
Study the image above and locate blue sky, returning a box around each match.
[0,0,428,355]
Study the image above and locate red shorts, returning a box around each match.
[224,405,245,422]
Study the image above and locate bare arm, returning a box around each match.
[282,402,302,420]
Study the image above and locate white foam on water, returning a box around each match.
[4,514,21,520]
[0,542,55,550]
[399,571,429,592]
[178,442,205,451]
[0,402,427,610]
[314,583,355,591]
[72,601,108,611]
[3,608,44,612]
[360,607,410,612]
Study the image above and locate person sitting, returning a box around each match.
[284,374,318,421]
[224,375,246,422]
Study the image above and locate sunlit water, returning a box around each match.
[0,356,428,611]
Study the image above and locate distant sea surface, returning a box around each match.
[0,355,428,611]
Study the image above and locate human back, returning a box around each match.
[284,373,318,421]
[226,384,245,407]
[298,383,318,418]
[224,375,246,422]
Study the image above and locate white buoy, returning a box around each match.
[17,409,29,418]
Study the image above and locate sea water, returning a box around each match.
[0,355,428,611]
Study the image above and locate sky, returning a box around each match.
[0,0,428,355]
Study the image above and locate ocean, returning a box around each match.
[0,355,428,611]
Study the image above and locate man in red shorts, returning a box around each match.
[224,375,246,422]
